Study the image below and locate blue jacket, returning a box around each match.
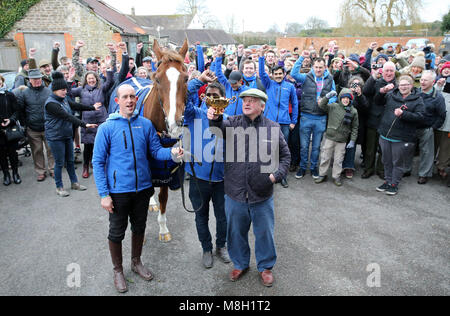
[92,113,172,197]
[259,57,298,125]
[184,79,225,182]
[214,57,249,116]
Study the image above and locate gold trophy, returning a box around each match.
[201,94,237,115]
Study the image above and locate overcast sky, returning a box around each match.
[103,0,447,33]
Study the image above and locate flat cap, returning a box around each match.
[239,88,268,102]
[28,69,43,79]
[39,59,51,68]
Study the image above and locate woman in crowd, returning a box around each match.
[375,75,425,195]
[45,72,101,197]
[0,75,21,186]
[435,62,450,186]
[69,70,112,178]
[342,76,369,179]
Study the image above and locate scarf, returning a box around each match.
[243,75,257,89]
[0,86,6,94]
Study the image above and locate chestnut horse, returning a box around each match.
[143,39,189,242]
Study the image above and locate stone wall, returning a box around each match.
[6,0,122,61]
[277,36,445,56]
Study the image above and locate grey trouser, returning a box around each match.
[26,128,55,176]
[404,128,434,177]
[319,137,347,179]
[380,137,415,186]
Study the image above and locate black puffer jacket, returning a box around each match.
[376,88,425,143]
[210,114,290,204]
[0,91,19,145]
[363,76,397,129]
[14,83,51,132]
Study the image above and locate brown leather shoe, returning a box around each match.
[37,174,46,182]
[131,233,153,281]
[260,270,274,287]
[417,177,428,185]
[230,268,249,282]
[109,241,128,293]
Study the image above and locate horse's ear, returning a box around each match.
[178,39,189,60]
[153,39,163,61]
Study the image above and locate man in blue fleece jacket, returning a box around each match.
[258,46,298,188]
[93,84,182,293]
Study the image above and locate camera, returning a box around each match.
[351,82,360,89]
[372,64,383,70]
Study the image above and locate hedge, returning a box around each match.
[0,0,41,38]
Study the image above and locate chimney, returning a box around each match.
[131,7,135,16]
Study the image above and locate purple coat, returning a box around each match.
[69,71,113,144]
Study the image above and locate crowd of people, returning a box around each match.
[0,37,449,292]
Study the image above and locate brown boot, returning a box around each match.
[131,233,153,281]
[108,241,128,293]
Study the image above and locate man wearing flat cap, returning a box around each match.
[208,88,291,288]
[39,59,53,87]
[15,69,54,181]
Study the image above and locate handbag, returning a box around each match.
[5,121,26,143]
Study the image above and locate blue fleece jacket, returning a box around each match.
[214,56,249,116]
[93,113,172,197]
[259,56,298,125]
[184,79,225,182]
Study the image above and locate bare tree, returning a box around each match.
[304,17,329,30]
[176,0,222,29]
[285,23,304,35]
[340,0,423,28]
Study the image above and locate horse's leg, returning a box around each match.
[148,193,160,212]
[158,186,171,242]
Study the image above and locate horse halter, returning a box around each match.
[157,93,185,140]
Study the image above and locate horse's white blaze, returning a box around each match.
[166,67,180,131]
[158,212,169,235]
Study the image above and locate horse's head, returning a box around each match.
[151,39,189,139]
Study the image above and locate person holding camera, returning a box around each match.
[434,62,450,185]
[361,62,398,180]
[335,54,370,94]
[342,76,369,179]
[0,75,21,186]
[375,75,425,195]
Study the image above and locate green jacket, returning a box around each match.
[319,88,359,143]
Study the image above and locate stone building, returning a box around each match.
[5,0,146,64]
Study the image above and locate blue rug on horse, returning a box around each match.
[150,136,184,190]
[108,77,153,115]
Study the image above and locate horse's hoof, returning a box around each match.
[149,205,159,212]
[159,233,172,242]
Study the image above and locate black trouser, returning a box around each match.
[189,177,226,252]
[108,188,154,243]
[0,141,18,173]
[83,143,94,166]
[288,120,300,166]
